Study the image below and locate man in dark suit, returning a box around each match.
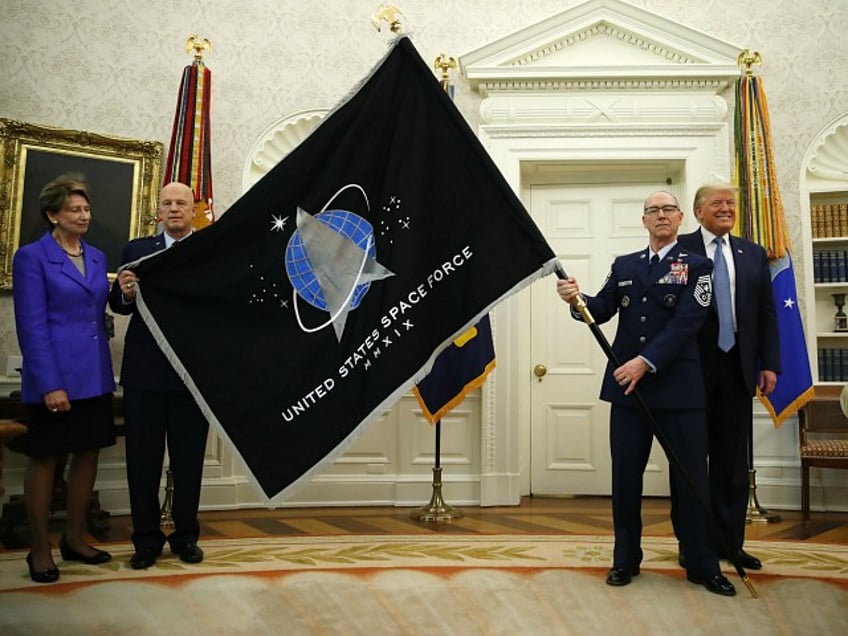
[557,191,735,596]
[677,183,780,571]
[109,181,208,569]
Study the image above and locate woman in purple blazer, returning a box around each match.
[12,175,116,583]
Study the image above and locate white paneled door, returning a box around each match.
[529,179,673,496]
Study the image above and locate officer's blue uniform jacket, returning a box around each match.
[574,245,713,409]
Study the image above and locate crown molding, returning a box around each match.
[460,0,742,92]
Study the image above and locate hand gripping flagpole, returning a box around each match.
[556,263,757,598]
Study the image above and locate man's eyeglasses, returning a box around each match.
[643,205,680,216]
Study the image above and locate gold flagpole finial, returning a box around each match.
[737,49,762,76]
[434,54,457,92]
[185,34,212,61]
[372,3,404,33]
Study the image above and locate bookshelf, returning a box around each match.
[799,114,848,386]
[810,191,848,383]
[800,114,848,387]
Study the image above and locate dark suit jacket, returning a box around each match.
[677,229,781,396]
[575,245,713,409]
[13,232,115,403]
[108,234,187,391]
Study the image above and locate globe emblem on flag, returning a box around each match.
[285,209,377,310]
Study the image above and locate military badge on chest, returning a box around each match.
[657,258,689,285]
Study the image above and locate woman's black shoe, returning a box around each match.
[59,536,112,565]
[26,553,59,583]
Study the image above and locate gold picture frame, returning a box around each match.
[0,118,163,289]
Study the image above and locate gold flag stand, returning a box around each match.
[410,420,464,522]
[745,468,781,523]
[159,468,175,529]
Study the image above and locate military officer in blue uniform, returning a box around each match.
[557,190,736,596]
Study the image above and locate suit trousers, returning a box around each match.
[704,346,751,552]
[123,388,209,552]
[610,404,717,578]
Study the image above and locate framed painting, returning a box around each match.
[0,118,162,288]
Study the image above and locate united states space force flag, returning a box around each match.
[129,36,557,503]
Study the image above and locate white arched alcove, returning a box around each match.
[242,109,328,193]
[798,112,848,513]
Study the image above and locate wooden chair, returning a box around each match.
[0,419,28,500]
[799,384,848,522]
[0,392,122,546]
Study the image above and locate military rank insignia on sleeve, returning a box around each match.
[694,274,712,307]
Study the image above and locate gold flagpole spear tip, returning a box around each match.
[185,34,212,61]
[434,54,457,90]
[737,49,762,76]
[372,3,404,33]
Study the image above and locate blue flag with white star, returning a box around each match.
[124,36,557,503]
[762,254,814,425]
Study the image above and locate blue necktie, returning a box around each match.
[713,237,735,352]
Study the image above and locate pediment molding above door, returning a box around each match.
[460,0,742,94]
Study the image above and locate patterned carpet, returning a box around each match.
[1,535,846,635]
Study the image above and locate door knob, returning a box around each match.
[533,364,547,381]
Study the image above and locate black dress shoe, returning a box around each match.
[26,553,59,584]
[733,549,762,570]
[175,542,204,564]
[687,573,737,596]
[130,548,159,570]
[60,536,112,565]
[605,566,639,586]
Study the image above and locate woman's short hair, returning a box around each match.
[39,174,90,225]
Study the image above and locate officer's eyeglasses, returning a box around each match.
[643,205,679,216]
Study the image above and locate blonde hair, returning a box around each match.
[693,182,738,211]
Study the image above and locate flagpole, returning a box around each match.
[556,265,757,597]
[735,49,783,525]
[372,5,466,523]
[410,51,466,523]
[160,33,215,528]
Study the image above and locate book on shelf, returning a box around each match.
[818,347,848,382]
[814,249,848,283]
[812,204,821,238]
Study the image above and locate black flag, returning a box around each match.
[130,36,557,502]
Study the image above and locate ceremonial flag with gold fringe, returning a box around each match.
[414,318,495,424]
[413,56,496,425]
[164,39,215,230]
[127,36,557,502]
[734,62,814,426]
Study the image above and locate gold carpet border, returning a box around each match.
[1,534,846,593]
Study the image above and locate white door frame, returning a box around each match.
[479,127,730,505]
